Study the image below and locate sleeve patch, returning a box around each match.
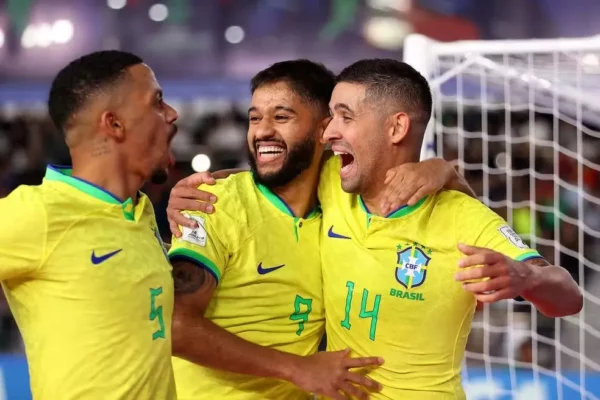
[498,225,529,249]
[181,213,207,247]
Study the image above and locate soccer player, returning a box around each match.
[168,60,385,400]
[320,59,583,399]
[0,51,178,399]
[166,61,475,400]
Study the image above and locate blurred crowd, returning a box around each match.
[1,106,600,372]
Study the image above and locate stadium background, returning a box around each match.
[1,0,600,399]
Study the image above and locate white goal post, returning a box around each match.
[404,34,600,399]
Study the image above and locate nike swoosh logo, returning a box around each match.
[91,249,123,265]
[328,226,351,240]
[257,262,285,275]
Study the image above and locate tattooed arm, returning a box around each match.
[171,261,307,379]
[171,261,383,399]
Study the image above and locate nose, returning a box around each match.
[165,101,179,124]
[253,118,276,140]
[322,119,341,143]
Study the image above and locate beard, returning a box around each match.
[150,168,169,185]
[248,134,317,189]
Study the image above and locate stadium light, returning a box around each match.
[0,30,4,49]
[21,25,37,48]
[36,23,53,48]
[107,0,127,10]
[149,4,169,22]
[191,154,211,173]
[363,17,411,51]
[51,20,74,44]
[224,26,245,44]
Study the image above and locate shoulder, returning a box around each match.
[318,153,341,202]
[0,184,48,243]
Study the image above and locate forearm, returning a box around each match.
[172,313,301,381]
[521,263,583,317]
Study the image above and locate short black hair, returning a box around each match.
[250,59,336,115]
[337,59,432,128]
[48,50,143,134]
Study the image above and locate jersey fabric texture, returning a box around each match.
[318,157,541,400]
[168,171,325,400]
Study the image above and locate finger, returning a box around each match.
[406,186,429,206]
[461,275,510,294]
[455,265,506,282]
[457,243,492,256]
[339,382,368,400]
[457,252,505,269]
[344,355,384,368]
[475,287,513,303]
[171,187,217,203]
[383,169,397,185]
[169,199,214,214]
[169,220,182,238]
[344,371,382,392]
[168,211,198,230]
[175,172,216,188]
[383,182,411,212]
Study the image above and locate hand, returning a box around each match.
[291,349,383,400]
[454,244,535,302]
[167,172,218,238]
[380,158,454,214]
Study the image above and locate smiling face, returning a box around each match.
[247,81,322,188]
[323,82,388,194]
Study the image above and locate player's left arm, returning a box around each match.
[380,158,476,214]
[454,198,583,318]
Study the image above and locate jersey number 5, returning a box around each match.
[341,281,381,341]
[290,295,313,336]
[149,287,165,340]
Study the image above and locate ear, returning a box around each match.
[318,115,332,144]
[389,112,410,145]
[99,111,125,142]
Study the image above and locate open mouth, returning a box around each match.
[333,150,355,176]
[256,142,286,163]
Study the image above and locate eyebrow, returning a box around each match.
[248,105,297,114]
[333,103,354,114]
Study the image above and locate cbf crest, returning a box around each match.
[395,243,432,289]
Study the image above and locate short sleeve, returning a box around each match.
[456,196,542,262]
[0,187,46,281]
[168,183,239,284]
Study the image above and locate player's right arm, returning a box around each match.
[169,202,383,399]
[0,188,46,280]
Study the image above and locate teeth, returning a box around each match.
[258,146,284,154]
[333,150,348,156]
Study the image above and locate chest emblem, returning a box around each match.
[395,243,432,289]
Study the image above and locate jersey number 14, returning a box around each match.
[341,281,381,341]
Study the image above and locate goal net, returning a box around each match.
[404,34,600,399]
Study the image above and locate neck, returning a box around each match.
[361,148,418,217]
[271,162,321,219]
[70,152,143,203]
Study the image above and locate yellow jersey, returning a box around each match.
[0,166,175,400]
[318,157,541,400]
[168,172,325,400]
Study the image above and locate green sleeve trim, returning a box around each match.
[168,247,222,283]
[515,251,542,262]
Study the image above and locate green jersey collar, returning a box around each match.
[359,195,428,219]
[254,178,320,219]
[45,165,136,221]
